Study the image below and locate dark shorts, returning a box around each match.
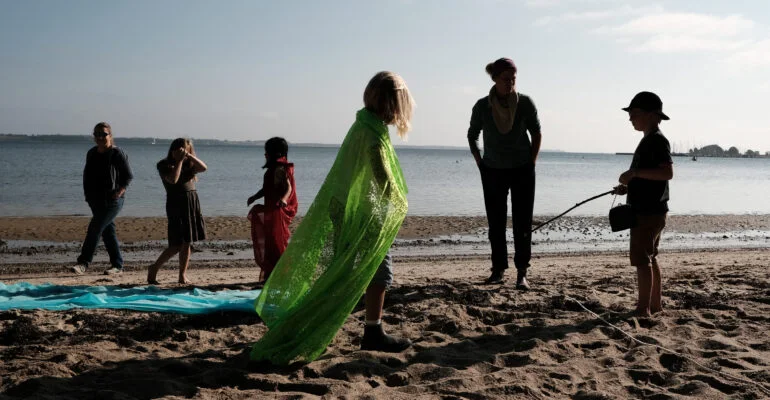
[630,213,667,266]
[368,254,394,289]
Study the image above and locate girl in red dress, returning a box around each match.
[247,137,298,282]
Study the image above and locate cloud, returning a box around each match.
[534,5,664,26]
[724,39,770,69]
[598,13,755,37]
[528,3,770,69]
[593,11,770,68]
[524,0,609,8]
[623,35,752,53]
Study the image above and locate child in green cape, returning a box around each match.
[251,71,415,364]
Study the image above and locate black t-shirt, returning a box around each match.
[627,131,672,214]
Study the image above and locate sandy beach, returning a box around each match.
[1,215,770,399]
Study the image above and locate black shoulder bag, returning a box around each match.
[609,195,636,232]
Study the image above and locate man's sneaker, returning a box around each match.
[484,270,505,284]
[361,324,412,352]
[104,267,123,275]
[69,264,87,275]
[516,276,531,291]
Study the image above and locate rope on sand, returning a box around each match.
[546,288,770,396]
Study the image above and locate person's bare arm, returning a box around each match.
[186,151,207,173]
[619,163,673,185]
[247,189,264,206]
[162,156,186,185]
[274,167,292,207]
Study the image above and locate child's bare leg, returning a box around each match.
[365,284,386,321]
[178,243,192,284]
[635,264,653,317]
[148,246,180,284]
[650,261,662,313]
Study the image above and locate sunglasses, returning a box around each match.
[94,132,111,138]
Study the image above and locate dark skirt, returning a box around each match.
[166,190,206,246]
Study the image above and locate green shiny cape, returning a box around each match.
[251,108,408,365]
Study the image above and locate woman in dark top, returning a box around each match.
[467,58,543,289]
[70,122,133,276]
[147,138,208,285]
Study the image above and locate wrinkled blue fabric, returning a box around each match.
[0,282,260,314]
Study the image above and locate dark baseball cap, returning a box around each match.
[622,91,669,120]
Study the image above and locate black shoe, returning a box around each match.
[361,324,412,352]
[485,270,505,284]
[516,276,531,291]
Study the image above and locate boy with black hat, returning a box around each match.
[613,91,673,317]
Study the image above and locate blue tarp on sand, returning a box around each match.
[0,282,260,314]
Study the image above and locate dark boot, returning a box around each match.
[484,269,505,284]
[361,324,411,352]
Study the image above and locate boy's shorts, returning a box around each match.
[630,213,667,266]
[368,254,394,289]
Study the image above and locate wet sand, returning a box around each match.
[2,213,770,243]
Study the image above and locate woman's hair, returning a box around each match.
[163,138,197,180]
[363,71,415,139]
[93,122,111,135]
[92,121,113,146]
[166,138,195,161]
[263,137,289,168]
[485,58,517,80]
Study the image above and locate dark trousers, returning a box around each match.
[78,197,124,269]
[480,163,536,275]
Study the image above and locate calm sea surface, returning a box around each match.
[1,137,769,217]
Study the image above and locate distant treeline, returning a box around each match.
[0,133,472,151]
[688,144,769,158]
[0,133,266,147]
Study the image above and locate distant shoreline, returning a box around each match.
[614,151,770,159]
[0,133,568,152]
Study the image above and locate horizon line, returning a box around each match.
[0,133,573,153]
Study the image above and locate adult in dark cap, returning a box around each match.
[467,57,542,289]
[612,91,673,317]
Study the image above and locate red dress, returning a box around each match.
[247,158,298,280]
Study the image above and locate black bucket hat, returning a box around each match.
[622,91,669,120]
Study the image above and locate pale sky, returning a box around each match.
[1,0,769,153]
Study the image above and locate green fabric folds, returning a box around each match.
[251,108,408,365]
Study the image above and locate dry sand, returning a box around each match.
[1,216,770,399]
